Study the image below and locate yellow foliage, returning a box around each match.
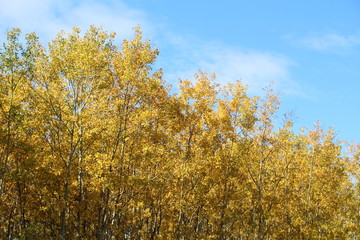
[0,26,358,239]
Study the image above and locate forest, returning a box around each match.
[0,26,359,239]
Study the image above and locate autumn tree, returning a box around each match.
[0,26,359,240]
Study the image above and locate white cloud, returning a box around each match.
[157,35,299,96]
[0,0,150,41]
[299,32,360,51]
[201,50,295,95]
[0,0,300,96]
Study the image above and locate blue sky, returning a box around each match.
[1,0,360,142]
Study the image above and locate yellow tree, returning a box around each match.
[0,26,359,239]
[200,80,258,239]
[88,27,171,239]
[29,26,115,239]
[296,126,357,239]
[0,28,42,239]
[164,72,220,238]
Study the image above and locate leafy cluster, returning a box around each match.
[0,27,359,239]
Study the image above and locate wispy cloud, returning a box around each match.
[201,50,296,95]
[0,0,150,41]
[295,31,360,51]
[157,34,299,96]
[0,0,300,96]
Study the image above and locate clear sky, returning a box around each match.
[1,0,359,142]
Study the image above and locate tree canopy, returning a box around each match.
[0,26,359,239]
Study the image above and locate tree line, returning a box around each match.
[0,26,359,239]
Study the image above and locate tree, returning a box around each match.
[0,26,358,239]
